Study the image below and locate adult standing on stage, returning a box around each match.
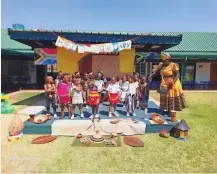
[149,53,185,122]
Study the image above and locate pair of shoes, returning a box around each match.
[109,112,119,118]
[126,112,136,117]
[89,114,99,119]
[71,113,84,119]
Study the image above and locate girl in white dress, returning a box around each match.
[120,76,129,107]
[70,78,84,119]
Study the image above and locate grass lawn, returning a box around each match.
[1,92,217,173]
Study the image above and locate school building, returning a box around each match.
[1,29,217,91]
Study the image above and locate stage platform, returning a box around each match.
[23,100,177,135]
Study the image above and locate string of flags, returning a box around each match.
[55,36,132,54]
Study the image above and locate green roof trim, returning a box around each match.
[1,29,32,50]
[165,51,217,59]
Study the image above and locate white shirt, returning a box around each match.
[71,86,82,97]
[94,80,104,92]
[106,83,120,94]
[120,81,129,92]
[128,82,138,95]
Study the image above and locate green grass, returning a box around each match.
[2,92,217,173]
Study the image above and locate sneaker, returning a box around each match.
[126,112,130,117]
[54,114,57,118]
[133,112,136,117]
[89,115,94,119]
[70,115,74,120]
[109,112,113,118]
[113,111,119,117]
[95,114,99,118]
[80,113,84,118]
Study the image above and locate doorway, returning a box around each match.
[36,65,46,89]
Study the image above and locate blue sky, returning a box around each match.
[2,0,217,32]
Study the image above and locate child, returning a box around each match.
[55,71,62,88]
[44,76,57,118]
[125,76,139,117]
[87,82,100,119]
[94,73,105,106]
[106,77,120,118]
[120,76,129,107]
[70,78,84,119]
[56,74,71,119]
[139,75,150,119]
[81,72,89,109]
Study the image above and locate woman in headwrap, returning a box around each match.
[149,53,185,122]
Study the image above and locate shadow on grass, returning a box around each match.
[12,93,45,106]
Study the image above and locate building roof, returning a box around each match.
[1,29,32,50]
[162,32,217,52]
[2,29,217,58]
[175,119,190,131]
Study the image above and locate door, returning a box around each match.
[210,63,217,83]
[36,65,46,89]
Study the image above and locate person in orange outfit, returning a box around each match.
[149,53,185,121]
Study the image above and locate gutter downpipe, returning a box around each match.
[181,56,187,84]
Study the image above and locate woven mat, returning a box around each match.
[71,136,122,147]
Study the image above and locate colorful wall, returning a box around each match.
[57,47,87,74]
[57,47,135,76]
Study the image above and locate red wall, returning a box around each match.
[79,55,92,73]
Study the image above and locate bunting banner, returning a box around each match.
[55,36,132,54]
[55,36,77,51]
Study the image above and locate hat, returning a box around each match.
[160,53,171,60]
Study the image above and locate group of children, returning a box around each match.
[44,71,150,120]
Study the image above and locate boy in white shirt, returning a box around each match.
[125,76,139,117]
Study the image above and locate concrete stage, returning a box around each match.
[22,98,177,136]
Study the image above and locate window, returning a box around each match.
[183,64,195,82]
[47,64,57,73]
[7,60,29,76]
[135,63,140,74]
[140,62,146,75]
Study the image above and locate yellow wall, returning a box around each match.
[119,48,135,73]
[57,47,87,74]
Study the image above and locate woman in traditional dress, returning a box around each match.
[149,53,185,122]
